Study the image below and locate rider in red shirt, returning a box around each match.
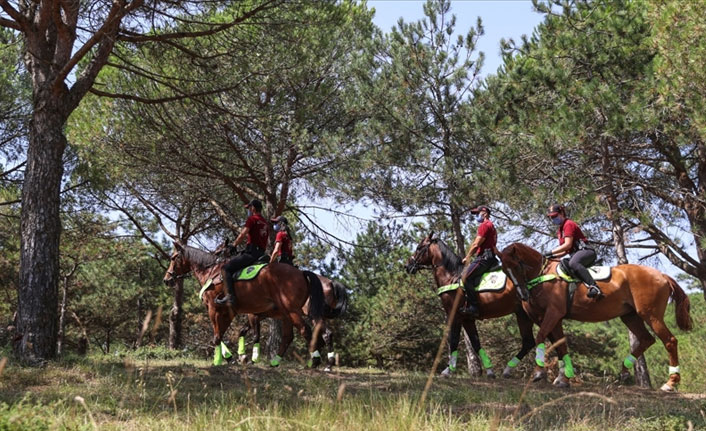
[544,204,602,298]
[460,205,500,317]
[269,215,294,265]
[216,199,269,306]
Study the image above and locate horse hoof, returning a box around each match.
[239,355,248,365]
[311,357,322,368]
[553,376,570,388]
[660,383,676,392]
[502,366,513,379]
[619,371,631,384]
[324,366,332,373]
[532,370,546,382]
[486,369,496,379]
[440,367,453,377]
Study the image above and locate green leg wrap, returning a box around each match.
[237,336,246,356]
[478,348,492,369]
[449,350,459,372]
[562,354,574,378]
[220,342,232,360]
[270,354,282,367]
[535,343,546,367]
[623,354,637,369]
[213,345,224,366]
[252,343,260,363]
[507,356,520,368]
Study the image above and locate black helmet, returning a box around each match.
[244,199,263,212]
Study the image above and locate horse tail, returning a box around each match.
[303,271,325,321]
[666,275,693,331]
[324,280,349,319]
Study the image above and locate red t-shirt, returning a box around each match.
[476,220,497,254]
[274,231,293,256]
[558,219,587,247]
[245,213,268,250]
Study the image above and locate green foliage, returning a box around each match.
[0,399,51,431]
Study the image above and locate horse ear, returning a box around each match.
[174,241,184,251]
[428,231,435,240]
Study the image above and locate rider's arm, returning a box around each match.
[270,242,281,264]
[233,226,249,247]
[551,236,573,257]
[463,235,485,264]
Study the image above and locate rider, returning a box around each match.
[460,205,500,317]
[270,215,294,265]
[544,204,602,298]
[215,199,269,307]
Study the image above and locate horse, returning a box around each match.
[498,242,693,391]
[405,232,540,378]
[234,273,349,371]
[162,241,327,367]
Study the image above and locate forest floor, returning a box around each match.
[1,353,704,430]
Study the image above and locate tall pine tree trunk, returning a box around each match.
[16,103,68,364]
[604,143,652,388]
[169,279,184,349]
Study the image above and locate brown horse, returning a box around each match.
[405,232,540,378]
[499,242,693,391]
[235,273,348,371]
[163,242,326,367]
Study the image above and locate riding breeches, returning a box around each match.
[566,248,597,286]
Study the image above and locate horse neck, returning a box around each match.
[517,244,545,279]
[430,244,461,286]
[187,259,222,287]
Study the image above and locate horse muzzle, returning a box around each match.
[405,262,418,275]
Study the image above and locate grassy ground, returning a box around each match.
[0,350,704,431]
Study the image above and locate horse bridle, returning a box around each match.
[166,250,192,281]
[408,239,440,272]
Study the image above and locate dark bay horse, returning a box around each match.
[405,232,538,378]
[163,242,326,367]
[235,273,348,371]
[499,242,693,391]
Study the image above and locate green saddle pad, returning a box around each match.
[476,270,507,292]
[436,270,507,295]
[235,263,268,281]
[556,264,611,283]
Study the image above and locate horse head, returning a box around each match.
[163,241,190,286]
[405,231,436,274]
[498,243,541,302]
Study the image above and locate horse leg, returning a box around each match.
[251,315,261,363]
[644,315,680,391]
[210,303,235,366]
[440,317,463,377]
[237,316,252,364]
[322,324,335,372]
[532,311,564,383]
[271,318,294,367]
[503,309,535,378]
[618,312,655,384]
[461,319,495,378]
[547,326,572,388]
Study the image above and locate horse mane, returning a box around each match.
[182,245,218,268]
[434,239,464,276]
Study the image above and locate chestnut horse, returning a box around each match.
[499,242,693,391]
[234,274,348,371]
[163,242,326,367]
[405,232,540,378]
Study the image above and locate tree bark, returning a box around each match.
[169,279,184,349]
[462,330,482,377]
[57,275,69,356]
[16,104,68,364]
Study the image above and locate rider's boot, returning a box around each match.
[215,268,236,306]
[459,280,480,318]
[586,284,603,299]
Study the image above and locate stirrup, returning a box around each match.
[586,285,603,299]
[215,294,235,306]
[459,304,480,317]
